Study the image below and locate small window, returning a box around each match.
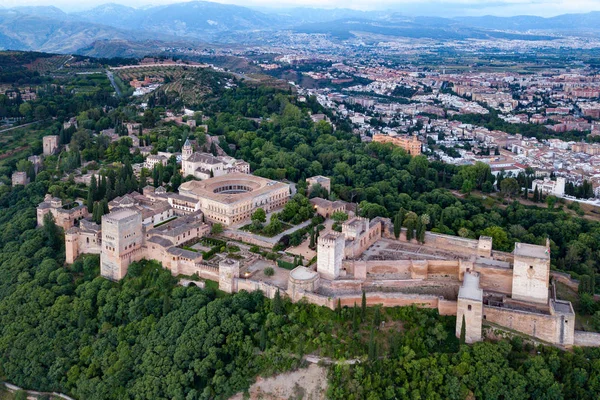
[565,320,568,324]
[468,305,472,311]
[530,265,534,269]
[483,315,486,320]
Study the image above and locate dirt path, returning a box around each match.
[229,363,328,400]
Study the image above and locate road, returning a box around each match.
[1,381,74,400]
[0,120,44,134]
[106,70,122,97]
[304,355,361,365]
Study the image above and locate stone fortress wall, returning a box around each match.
[54,167,589,348]
[216,216,580,347]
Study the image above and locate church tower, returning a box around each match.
[182,138,193,161]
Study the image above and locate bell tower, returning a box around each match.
[182,138,193,161]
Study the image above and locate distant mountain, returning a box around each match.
[0,10,165,53]
[455,12,600,32]
[294,17,557,41]
[11,6,70,20]
[6,2,600,54]
[72,3,141,29]
[267,7,386,24]
[0,31,26,51]
[73,1,282,39]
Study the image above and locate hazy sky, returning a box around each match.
[3,0,600,17]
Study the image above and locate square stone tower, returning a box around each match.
[477,236,493,258]
[317,232,345,280]
[101,209,143,281]
[219,258,240,293]
[456,271,484,344]
[511,242,550,305]
[43,135,59,155]
[65,228,79,264]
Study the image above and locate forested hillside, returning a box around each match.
[0,183,599,399]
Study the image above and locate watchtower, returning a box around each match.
[511,241,550,305]
[100,209,143,281]
[317,232,345,280]
[477,236,493,258]
[456,271,484,343]
[219,258,240,293]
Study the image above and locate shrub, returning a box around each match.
[264,267,275,276]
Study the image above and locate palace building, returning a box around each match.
[373,133,422,155]
[178,173,290,226]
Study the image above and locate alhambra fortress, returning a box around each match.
[36,141,600,348]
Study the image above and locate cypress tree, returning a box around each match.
[368,327,377,361]
[89,175,98,201]
[273,290,283,315]
[99,175,107,199]
[352,302,358,332]
[393,212,402,239]
[361,290,367,320]
[406,219,415,241]
[139,169,147,193]
[460,315,466,345]
[416,218,426,243]
[259,326,267,351]
[86,189,94,213]
[92,202,101,224]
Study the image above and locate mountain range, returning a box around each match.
[2,1,600,54]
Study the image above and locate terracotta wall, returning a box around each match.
[427,260,460,280]
[476,266,513,295]
[423,232,479,255]
[438,299,458,316]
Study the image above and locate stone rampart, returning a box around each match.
[483,304,572,346]
[574,331,600,347]
[438,299,458,315]
[551,271,580,292]
[423,232,479,255]
[236,279,281,299]
[475,265,513,295]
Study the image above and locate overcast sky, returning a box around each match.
[3,0,600,17]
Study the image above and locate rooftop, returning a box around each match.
[104,208,139,221]
[458,272,483,301]
[178,173,289,205]
[290,266,319,281]
[514,242,550,260]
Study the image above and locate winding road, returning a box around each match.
[106,70,122,97]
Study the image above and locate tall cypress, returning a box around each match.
[361,290,367,320]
